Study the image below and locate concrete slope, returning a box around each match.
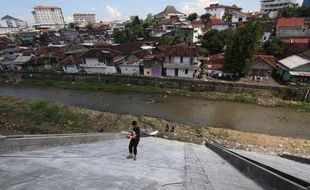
[0,137,263,190]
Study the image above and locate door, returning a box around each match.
[175,69,178,77]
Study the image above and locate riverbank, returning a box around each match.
[0,96,309,157]
[2,79,310,111]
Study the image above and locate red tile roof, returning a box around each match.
[277,17,305,27]
[209,17,223,24]
[208,53,225,70]
[33,5,61,9]
[60,55,82,65]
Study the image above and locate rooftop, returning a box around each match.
[155,6,185,18]
[278,55,310,69]
[277,17,305,27]
[33,5,62,9]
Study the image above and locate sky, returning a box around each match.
[0,0,304,24]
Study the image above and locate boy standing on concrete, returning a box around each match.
[127,121,140,161]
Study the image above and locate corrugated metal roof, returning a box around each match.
[289,71,310,77]
[278,55,310,69]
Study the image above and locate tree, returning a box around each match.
[202,29,232,54]
[277,4,310,18]
[224,22,264,76]
[222,11,232,22]
[160,33,186,45]
[68,22,76,29]
[132,16,142,26]
[188,13,198,21]
[264,38,285,56]
[86,22,93,32]
[201,13,211,23]
[112,29,128,43]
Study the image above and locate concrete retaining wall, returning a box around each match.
[1,71,309,102]
[0,133,124,154]
[207,142,310,190]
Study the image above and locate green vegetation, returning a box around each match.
[264,38,285,56]
[187,13,198,21]
[222,11,232,22]
[277,4,310,18]
[159,33,187,45]
[113,16,151,43]
[200,13,211,23]
[20,79,166,94]
[224,22,264,75]
[202,29,232,54]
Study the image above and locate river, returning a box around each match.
[0,86,309,139]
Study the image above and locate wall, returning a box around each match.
[1,72,309,102]
[0,133,124,154]
[205,8,225,19]
[63,64,80,73]
[120,65,140,75]
[276,27,310,38]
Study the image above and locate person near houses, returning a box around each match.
[127,121,140,161]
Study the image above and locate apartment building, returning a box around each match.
[73,13,96,27]
[260,0,296,14]
[32,5,65,30]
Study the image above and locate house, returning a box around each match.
[282,38,310,55]
[204,53,225,78]
[119,49,149,76]
[247,55,276,80]
[205,3,242,19]
[0,53,34,71]
[19,32,38,43]
[0,15,28,34]
[80,48,119,74]
[207,17,232,31]
[277,54,310,83]
[143,55,164,77]
[276,17,310,38]
[119,60,142,76]
[231,11,247,23]
[160,44,201,78]
[155,6,186,20]
[60,55,82,73]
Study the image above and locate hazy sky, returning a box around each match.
[0,0,304,24]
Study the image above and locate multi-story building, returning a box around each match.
[260,0,296,14]
[32,5,65,30]
[303,0,310,7]
[205,3,242,19]
[0,15,28,34]
[73,13,96,27]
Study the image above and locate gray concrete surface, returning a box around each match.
[231,149,310,184]
[0,137,263,190]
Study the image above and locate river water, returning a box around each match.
[0,86,309,139]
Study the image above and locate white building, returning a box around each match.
[260,0,296,15]
[32,5,65,30]
[73,13,96,27]
[81,49,118,74]
[0,15,28,34]
[231,11,247,23]
[162,44,201,78]
[205,3,242,19]
[119,61,141,75]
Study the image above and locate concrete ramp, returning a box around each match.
[0,136,263,190]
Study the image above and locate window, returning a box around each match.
[180,56,183,63]
[98,58,104,63]
[185,69,188,74]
